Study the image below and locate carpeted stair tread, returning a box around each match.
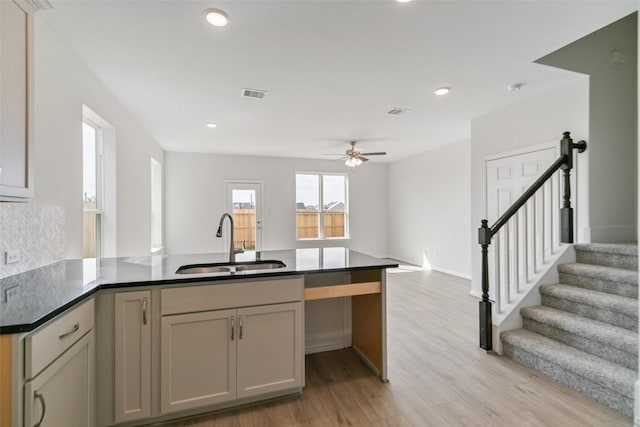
[501,329,636,396]
[558,263,637,286]
[540,284,637,318]
[558,263,637,298]
[574,243,637,271]
[574,243,638,256]
[521,306,637,355]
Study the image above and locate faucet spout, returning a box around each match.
[216,213,241,263]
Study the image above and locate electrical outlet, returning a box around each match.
[5,250,20,265]
[5,285,20,303]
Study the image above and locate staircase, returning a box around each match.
[501,243,638,417]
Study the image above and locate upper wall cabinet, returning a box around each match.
[0,0,34,201]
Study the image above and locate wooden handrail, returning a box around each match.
[477,131,586,351]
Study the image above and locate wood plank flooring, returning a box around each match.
[153,267,632,426]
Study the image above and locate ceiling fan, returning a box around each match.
[326,141,387,168]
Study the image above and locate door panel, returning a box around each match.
[236,302,302,398]
[226,182,263,252]
[160,309,236,414]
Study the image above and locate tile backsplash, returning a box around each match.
[0,203,65,279]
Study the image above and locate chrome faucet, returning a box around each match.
[216,213,244,263]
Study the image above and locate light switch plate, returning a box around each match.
[5,250,20,264]
[5,285,20,303]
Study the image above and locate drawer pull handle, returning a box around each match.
[142,297,148,325]
[58,323,80,339]
[34,390,46,427]
[230,315,235,341]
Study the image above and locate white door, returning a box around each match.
[485,145,560,302]
[225,181,263,252]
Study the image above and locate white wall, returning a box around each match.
[537,13,637,243]
[388,140,471,278]
[33,18,164,258]
[470,79,590,296]
[165,153,388,258]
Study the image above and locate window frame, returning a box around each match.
[295,172,349,240]
[82,118,104,258]
[150,157,163,253]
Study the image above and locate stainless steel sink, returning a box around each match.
[175,260,286,275]
[235,262,286,271]
[175,265,232,274]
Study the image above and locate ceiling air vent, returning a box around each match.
[242,88,267,99]
[387,107,410,115]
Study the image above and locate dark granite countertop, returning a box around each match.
[0,248,397,334]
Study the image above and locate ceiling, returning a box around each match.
[41,1,637,163]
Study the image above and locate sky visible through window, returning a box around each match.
[297,174,345,207]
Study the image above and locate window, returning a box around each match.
[82,120,103,258]
[296,173,348,239]
[151,158,163,253]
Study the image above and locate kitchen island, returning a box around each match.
[0,248,397,427]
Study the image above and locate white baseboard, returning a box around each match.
[305,342,346,355]
[469,289,482,299]
[431,268,472,280]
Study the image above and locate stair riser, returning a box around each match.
[541,295,637,332]
[558,272,638,298]
[523,318,637,370]
[502,342,634,417]
[575,251,638,271]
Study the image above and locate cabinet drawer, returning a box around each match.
[161,277,303,315]
[25,299,94,378]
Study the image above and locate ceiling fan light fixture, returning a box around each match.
[204,8,230,27]
[345,157,363,168]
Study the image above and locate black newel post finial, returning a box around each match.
[478,219,492,351]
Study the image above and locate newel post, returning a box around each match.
[478,219,492,351]
[560,131,587,243]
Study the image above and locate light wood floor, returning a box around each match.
[155,267,632,427]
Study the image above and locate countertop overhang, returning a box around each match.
[0,248,398,334]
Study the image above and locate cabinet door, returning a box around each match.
[161,309,237,414]
[237,302,303,398]
[114,291,151,423]
[24,331,95,427]
[0,0,34,200]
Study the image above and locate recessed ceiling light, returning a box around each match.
[206,123,217,128]
[396,0,413,3]
[434,87,450,96]
[204,8,230,27]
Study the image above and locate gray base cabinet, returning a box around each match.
[236,303,302,399]
[23,300,95,427]
[24,332,94,427]
[160,302,303,415]
[160,308,237,414]
[159,277,304,417]
[114,291,151,423]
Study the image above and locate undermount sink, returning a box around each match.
[175,260,286,275]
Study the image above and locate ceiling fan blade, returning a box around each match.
[357,155,369,162]
[359,152,386,156]
[323,153,347,156]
